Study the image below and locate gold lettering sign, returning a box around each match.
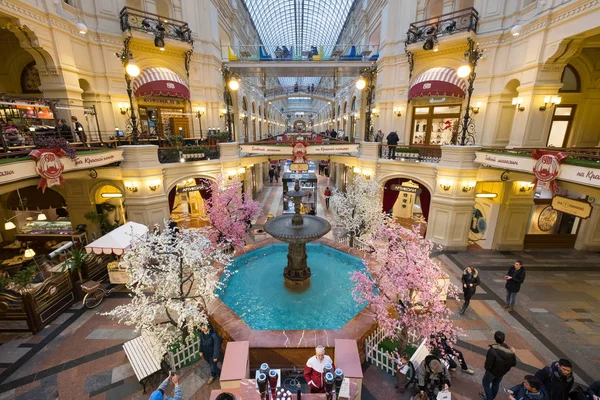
[551,196,592,219]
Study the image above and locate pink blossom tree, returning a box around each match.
[206,177,262,252]
[351,220,461,351]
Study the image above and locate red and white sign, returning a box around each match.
[291,141,307,163]
[532,150,566,193]
[29,149,66,193]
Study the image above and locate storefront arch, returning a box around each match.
[380,176,433,222]
[167,177,214,229]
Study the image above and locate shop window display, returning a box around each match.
[411,105,461,145]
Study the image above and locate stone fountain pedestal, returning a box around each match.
[264,180,331,287]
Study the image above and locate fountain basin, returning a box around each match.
[218,243,366,330]
[263,215,331,244]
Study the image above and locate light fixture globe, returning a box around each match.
[457,62,472,78]
[228,77,240,91]
[511,24,522,36]
[355,77,366,90]
[76,22,88,35]
[125,60,140,77]
[37,213,47,221]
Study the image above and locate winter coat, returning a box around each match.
[506,265,526,293]
[587,380,600,397]
[509,383,548,400]
[461,268,480,298]
[417,355,451,394]
[199,328,222,361]
[303,355,335,392]
[535,362,574,400]
[484,343,517,378]
[386,132,399,145]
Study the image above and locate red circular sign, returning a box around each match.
[533,154,560,183]
[36,152,64,180]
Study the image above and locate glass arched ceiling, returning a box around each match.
[243,0,355,88]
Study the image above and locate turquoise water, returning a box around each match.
[218,243,367,330]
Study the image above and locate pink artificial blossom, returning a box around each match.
[351,219,461,351]
[206,177,262,252]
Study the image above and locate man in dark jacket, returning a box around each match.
[505,260,526,312]
[386,131,399,160]
[508,375,548,400]
[460,265,480,315]
[480,331,517,400]
[535,359,574,400]
[417,354,451,398]
[199,324,222,384]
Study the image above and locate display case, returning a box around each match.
[282,172,318,215]
[0,102,55,135]
[19,220,73,235]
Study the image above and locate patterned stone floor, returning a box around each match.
[0,173,599,399]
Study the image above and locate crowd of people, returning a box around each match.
[393,259,599,400]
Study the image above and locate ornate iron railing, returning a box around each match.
[119,7,193,44]
[406,7,479,45]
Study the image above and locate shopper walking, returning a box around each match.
[505,260,526,312]
[268,167,274,183]
[71,116,87,145]
[507,375,547,400]
[480,331,517,400]
[460,265,480,315]
[324,187,332,210]
[199,324,222,384]
[535,359,574,400]
[386,131,399,160]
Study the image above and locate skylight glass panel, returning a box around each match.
[277,77,322,87]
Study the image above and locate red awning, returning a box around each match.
[408,67,467,101]
[132,67,190,99]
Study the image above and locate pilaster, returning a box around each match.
[492,182,535,251]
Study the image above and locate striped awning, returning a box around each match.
[132,67,190,99]
[408,67,467,101]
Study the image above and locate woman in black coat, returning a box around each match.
[460,266,480,315]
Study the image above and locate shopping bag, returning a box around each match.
[436,391,451,400]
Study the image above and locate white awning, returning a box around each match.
[85,221,148,255]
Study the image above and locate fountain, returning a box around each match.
[264,180,331,286]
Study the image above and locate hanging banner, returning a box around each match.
[29,148,66,193]
[532,150,566,194]
[291,141,308,163]
[307,144,360,154]
[551,196,592,219]
[390,184,422,194]
[239,145,292,155]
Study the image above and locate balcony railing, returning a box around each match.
[223,44,379,63]
[119,7,193,44]
[265,86,335,99]
[380,144,442,163]
[406,7,479,45]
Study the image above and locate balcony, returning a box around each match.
[406,7,479,46]
[119,7,193,44]
[223,44,379,63]
[380,145,441,163]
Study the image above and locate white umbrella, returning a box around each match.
[85,221,148,255]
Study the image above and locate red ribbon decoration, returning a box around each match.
[531,150,567,194]
[29,148,66,193]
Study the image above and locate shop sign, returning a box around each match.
[551,196,592,219]
[177,184,209,194]
[289,163,309,172]
[558,164,600,189]
[141,96,184,105]
[474,152,534,173]
[239,145,292,155]
[291,141,308,163]
[47,285,58,296]
[307,144,360,154]
[429,97,446,104]
[532,150,566,193]
[390,184,422,194]
[29,149,66,193]
[70,151,124,169]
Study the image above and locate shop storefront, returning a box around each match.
[408,67,466,146]
[168,178,212,229]
[383,178,430,235]
[132,68,192,138]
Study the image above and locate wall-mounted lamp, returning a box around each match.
[393,107,403,117]
[101,193,123,198]
[372,107,380,118]
[471,102,482,114]
[228,76,240,91]
[124,181,139,193]
[356,77,366,90]
[476,192,498,198]
[512,97,525,112]
[462,181,476,193]
[148,179,161,191]
[196,106,206,118]
[518,181,535,193]
[539,96,561,111]
[118,103,129,115]
[439,179,453,191]
[353,166,361,174]
[238,167,246,175]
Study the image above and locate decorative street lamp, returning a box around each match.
[222,67,239,141]
[356,66,377,142]
[455,37,484,146]
[195,106,205,139]
[115,37,140,144]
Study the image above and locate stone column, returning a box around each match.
[574,200,600,251]
[492,182,535,251]
[63,179,102,241]
[426,146,480,251]
[120,145,170,227]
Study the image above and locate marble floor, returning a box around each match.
[0,173,599,399]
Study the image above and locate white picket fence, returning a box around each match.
[364,328,426,377]
[335,236,374,252]
[167,334,202,370]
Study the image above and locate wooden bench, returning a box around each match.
[123,332,164,393]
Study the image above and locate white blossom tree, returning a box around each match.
[103,223,232,355]
[329,175,385,247]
